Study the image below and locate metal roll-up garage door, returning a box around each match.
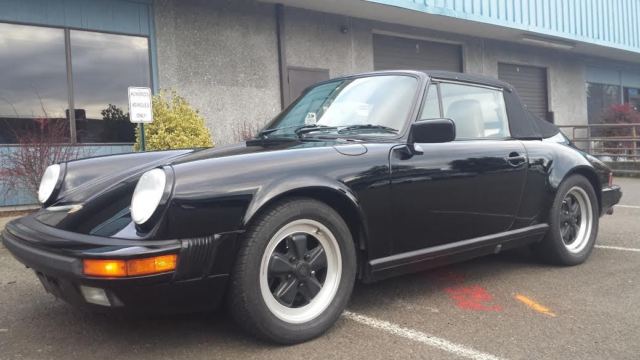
[373,34,462,72]
[498,63,550,122]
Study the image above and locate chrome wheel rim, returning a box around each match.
[259,219,342,324]
[560,186,593,254]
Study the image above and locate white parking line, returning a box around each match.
[595,245,640,253]
[344,311,505,360]
[616,204,640,209]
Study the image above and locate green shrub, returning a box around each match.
[134,90,213,151]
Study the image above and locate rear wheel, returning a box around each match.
[228,198,356,344]
[534,175,599,265]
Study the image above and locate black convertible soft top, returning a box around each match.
[425,70,561,140]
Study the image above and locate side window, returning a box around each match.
[420,84,441,120]
[440,83,510,140]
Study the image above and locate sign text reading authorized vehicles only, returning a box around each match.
[128,87,153,124]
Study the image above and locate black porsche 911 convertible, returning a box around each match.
[2,70,622,344]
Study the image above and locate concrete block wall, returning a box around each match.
[480,40,588,127]
[154,0,281,145]
[282,11,590,128]
[283,7,373,77]
[153,0,620,144]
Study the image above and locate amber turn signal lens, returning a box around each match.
[126,254,178,276]
[83,259,127,277]
[83,254,177,277]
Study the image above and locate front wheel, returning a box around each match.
[534,174,599,265]
[228,198,356,344]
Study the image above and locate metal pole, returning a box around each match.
[633,125,637,163]
[140,123,146,152]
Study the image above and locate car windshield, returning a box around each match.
[261,75,418,138]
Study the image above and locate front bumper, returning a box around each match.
[601,185,623,215]
[1,216,240,313]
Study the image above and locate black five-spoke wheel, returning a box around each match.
[560,192,582,245]
[259,218,342,324]
[268,233,328,307]
[559,186,594,254]
[229,198,356,344]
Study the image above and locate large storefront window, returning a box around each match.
[0,22,151,144]
[0,23,69,143]
[71,31,150,143]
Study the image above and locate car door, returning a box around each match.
[390,81,528,254]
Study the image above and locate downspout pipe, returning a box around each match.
[275,4,287,110]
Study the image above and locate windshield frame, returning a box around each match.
[259,71,428,141]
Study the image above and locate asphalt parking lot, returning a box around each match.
[1,177,639,360]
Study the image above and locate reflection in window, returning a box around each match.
[266,75,417,137]
[624,87,640,112]
[587,83,621,125]
[70,30,150,143]
[0,23,69,143]
[440,83,510,139]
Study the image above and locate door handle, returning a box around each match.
[506,152,527,166]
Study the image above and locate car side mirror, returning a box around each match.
[410,118,456,144]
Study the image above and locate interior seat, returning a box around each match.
[446,99,485,139]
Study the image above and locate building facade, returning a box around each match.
[1,0,639,206]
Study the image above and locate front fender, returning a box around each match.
[243,175,361,226]
[165,171,370,244]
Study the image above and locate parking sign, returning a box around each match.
[128,87,153,124]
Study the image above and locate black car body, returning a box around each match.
[2,70,622,342]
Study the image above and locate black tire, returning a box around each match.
[533,174,599,266]
[228,197,357,344]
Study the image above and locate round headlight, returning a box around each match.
[38,164,61,203]
[131,168,167,225]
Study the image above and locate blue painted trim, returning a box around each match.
[0,0,151,36]
[366,0,640,54]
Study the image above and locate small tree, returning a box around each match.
[134,90,213,151]
[600,103,640,157]
[0,118,90,202]
[101,104,135,143]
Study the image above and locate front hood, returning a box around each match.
[167,138,364,165]
[54,149,194,205]
[34,149,194,234]
[34,139,370,237]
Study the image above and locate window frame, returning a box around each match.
[423,79,512,141]
[418,83,443,120]
[0,20,153,145]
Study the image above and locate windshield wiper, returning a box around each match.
[337,124,399,134]
[295,124,338,136]
[258,125,297,137]
[260,123,398,139]
[258,124,334,138]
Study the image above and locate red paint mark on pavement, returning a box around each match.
[444,285,503,312]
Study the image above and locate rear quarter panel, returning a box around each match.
[516,140,599,227]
